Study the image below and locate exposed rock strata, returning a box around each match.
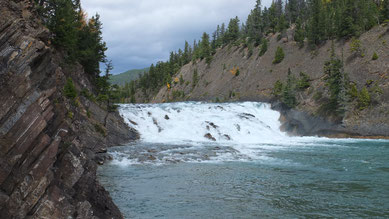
[0,1,138,218]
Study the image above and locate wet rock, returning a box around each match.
[223,134,231,140]
[147,155,156,161]
[204,133,216,141]
[96,148,107,154]
[153,118,163,132]
[148,112,152,116]
[128,119,138,126]
[235,124,241,131]
[206,121,218,129]
[238,113,255,119]
[164,115,170,120]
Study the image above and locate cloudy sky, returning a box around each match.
[82,0,273,74]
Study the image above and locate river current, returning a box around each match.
[97,102,389,218]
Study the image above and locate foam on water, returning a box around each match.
[112,102,384,165]
[120,102,287,144]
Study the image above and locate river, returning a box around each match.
[98,102,389,218]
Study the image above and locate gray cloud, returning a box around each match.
[82,0,273,74]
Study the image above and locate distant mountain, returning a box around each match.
[110,67,149,86]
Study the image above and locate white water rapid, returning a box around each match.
[120,102,288,144]
[113,102,366,165]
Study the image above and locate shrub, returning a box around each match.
[358,87,371,110]
[67,111,74,119]
[372,52,379,60]
[348,83,358,100]
[179,75,184,85]
[350,38,364,57]
[272,80,283,97]
[64,78,77,99]
[297,72,310,90]
[192,69,199,88]
[259,39,268,56]
[273,46,285,64]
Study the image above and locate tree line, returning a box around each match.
[34,0,119,110]
[121,0,389,102]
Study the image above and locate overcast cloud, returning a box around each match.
[82,0,272,74]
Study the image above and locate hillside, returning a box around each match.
[144,24,389,137]
[110,67,149,86]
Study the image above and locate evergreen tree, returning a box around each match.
[323,44,347,115]
[259,39,268,56]
[226,17,240,44]
[307,0,326,45]
[273,46,285,64]
[294,18,305,48]
[282,68,297,108]
[200,32,212,64]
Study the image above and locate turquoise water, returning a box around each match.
[98,139,389,218]
[98,103,389,218]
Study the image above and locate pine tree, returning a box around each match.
[294,18,305,48]
[200,32,212,64]
[323,43,347,115]
[273,46,285,64]
[282,68,297,108]
[258,39,267,56]
[226,17,240,44]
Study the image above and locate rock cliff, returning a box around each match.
[149,25,389,138]
[0,0,137,218]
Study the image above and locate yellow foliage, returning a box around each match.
[174,77,179,83]
[230,67,240,76]
[167,83,171,89]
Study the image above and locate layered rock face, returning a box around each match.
[0,1,137,218]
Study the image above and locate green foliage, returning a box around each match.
[179,75,184,85]
[127,0,384,98]
[294,18,305,48]
[282,69,298,108]
[358,87,371,110]
[273,46,285,64]
[272,80,283,97]
[36,0,108,77]
[67,111,74,119]
[86,110,91,118]
[323,44,348,116]
[348,83,358,100]
[109,68,149,86]
[192,69,199,88]
[297,72,310,90]
[350,38,364,57]
[259,39,268,56]
[64,77,77,100]
[247,43,254,58]
[272,69,297,108]
[372,52,379,60]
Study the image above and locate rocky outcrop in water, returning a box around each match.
[0,0,138,218]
